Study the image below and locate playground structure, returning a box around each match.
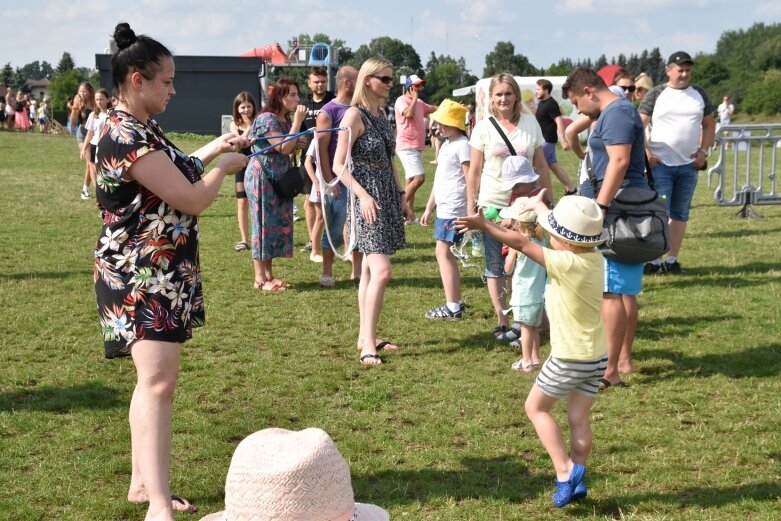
[708,124,781,219]
[240,39,339,105]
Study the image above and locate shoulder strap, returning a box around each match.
[488,116,517,156]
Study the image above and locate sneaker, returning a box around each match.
[309,252,323,263]
[425,304,463,320]
[663,260,686,275]
[80,189,90,200]
[643,262,663,275]
[300,241,312,252]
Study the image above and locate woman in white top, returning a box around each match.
[80,88,111,193]
[466,73,552,340]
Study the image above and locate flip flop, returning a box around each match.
[270,278,290,288]
[376,340,400,351]
[131,494,197,513]
[598,378,629,391]
[234,241,249,252]
[260,281,286,293]
[359,353,383,365]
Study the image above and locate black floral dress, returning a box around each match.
[350,108,405,255]
[94,109,204,358]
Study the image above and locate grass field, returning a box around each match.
[0,129,779,520]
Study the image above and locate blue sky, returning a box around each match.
[4,0,780,78]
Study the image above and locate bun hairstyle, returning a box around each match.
[110,22,172,95]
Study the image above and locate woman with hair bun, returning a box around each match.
[94,22,247,520]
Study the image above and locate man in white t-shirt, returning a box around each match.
[717,95,734,127]
[394,74,437,224]
[639,51,715,275]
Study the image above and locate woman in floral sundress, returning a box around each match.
[245,78,308,292]
[94,23,247,520]
[332,57,413,365]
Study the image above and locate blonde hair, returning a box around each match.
[488,72,530,124]
[515,220,544,241]
[352,57,393,110]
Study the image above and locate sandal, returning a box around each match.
[492,325,507,338]
[258,280,286,293]
[359,353,383,365]
[234,241,249,252]
[511,359,534,372]
[270,278,290,288]
[376,340,399,351]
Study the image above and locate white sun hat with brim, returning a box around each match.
[537,196,607,247]
[499,197,537,223]
[501,156,539,191]
[199,428,389,521]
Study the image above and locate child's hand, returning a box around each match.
[523,188,548,214]
[455,209,487,232]
[420,209,431,227]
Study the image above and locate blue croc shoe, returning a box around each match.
[572,480,588,501]
[552,463,586,508]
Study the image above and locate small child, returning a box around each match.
[420,100,471,319]
[456,189,608,507]
[494,155,541,343]
[302,139,325,266]
[500,197,547,371]
[80,89,111,199]
[37,100,49,134]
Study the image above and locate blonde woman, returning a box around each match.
[333,57,412,365]
[466,72,552,341]
[70,81,96,199]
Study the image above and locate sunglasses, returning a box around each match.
[370,75,394,85]
[620,85,637,93]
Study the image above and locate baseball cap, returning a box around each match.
[667,51,694,66]
[405,74,426,89]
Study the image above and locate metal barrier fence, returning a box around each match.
[707,124,781,218]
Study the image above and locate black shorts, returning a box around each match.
[235,168,247,199]
[90,144,98,163]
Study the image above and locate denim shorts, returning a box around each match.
[541,141,559,165]
[651,163,698,221]
[513,303,544,327]
[433,218,463,244]
[483,232,505,278]
[604,258,644,296]
[321,188,347,249]
[536,355,608,398]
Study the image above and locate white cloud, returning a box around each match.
[755,1,781,16]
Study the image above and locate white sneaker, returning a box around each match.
[80,189,90,200]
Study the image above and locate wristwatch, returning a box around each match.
[191,156,204,176]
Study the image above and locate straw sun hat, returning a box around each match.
[200,428,389,521]
[537,196,606,247]
[429,98,467,131]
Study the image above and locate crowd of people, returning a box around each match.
[80,20,726,519]
[1,87,50,133]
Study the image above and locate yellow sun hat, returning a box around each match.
[429,99,467,132]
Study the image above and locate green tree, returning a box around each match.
[423,53,478,104]
[20,61,44,81]
[483,41,539,77]
[47,69,85,112]
[56,52,75,74]
[740,68,781,115]
[41,61,54,78]
[543,58,575,76]
[1,63,13,86]
[349,37,422,99]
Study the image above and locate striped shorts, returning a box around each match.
[535,355,608,398]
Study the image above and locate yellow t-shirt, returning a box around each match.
[543,248,607,360]
[468,114,544,209]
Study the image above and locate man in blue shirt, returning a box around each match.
[562,68,648,390]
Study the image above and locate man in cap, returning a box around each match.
[639,51,715,275]
[394,74,437,223]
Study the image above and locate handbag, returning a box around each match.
[586,155,670,264]
[266,163,304,200]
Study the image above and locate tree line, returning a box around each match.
[6,22,780,120]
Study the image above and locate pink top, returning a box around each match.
[394,95,434,151]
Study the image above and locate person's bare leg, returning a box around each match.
[549,162,575,193]
[567,392,595,465]
[304,198,315,245]
[237,197,249,245]
[525,385,573,481]
[310,204,323,258]
[436,241,461,304]
[404,175,425,222]
[128,340,182,521]
[358,254,393,363]
[351,251,363,280]
[601,293,626,386]
[667,219,687,258]
[618,295,637,374]
[487,277,509,329]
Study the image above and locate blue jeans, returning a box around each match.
[321,188,347,249]
[651,162,698,221]
[483,232,505,278]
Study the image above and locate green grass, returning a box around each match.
[1,130,780,520]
